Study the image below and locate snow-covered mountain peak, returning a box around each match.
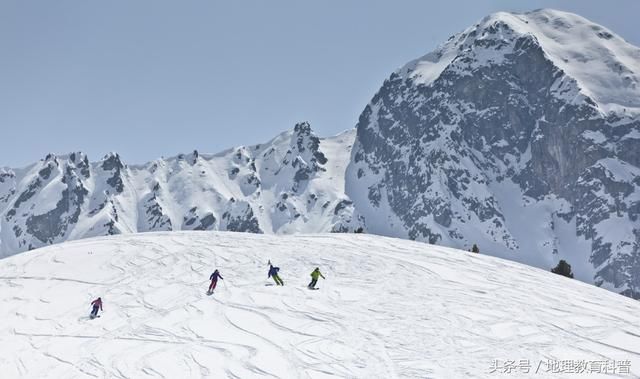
[350,9,640,297]
[401,8,640,115]
[100,152,124,168]
[0,168,15,187]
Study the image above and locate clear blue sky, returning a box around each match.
[1,0,639,167]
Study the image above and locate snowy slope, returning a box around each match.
[1,232,640,378]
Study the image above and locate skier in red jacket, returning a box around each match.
[90,297,103,319]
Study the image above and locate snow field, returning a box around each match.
[1,232,640,378]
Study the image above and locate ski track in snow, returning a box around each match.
[1,232,640,378]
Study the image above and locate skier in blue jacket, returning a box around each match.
[268,261,284,286]
[208,269,223,293]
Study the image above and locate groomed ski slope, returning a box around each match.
[1,232,639,378]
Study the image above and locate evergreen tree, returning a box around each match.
[551,260,574,278]
[471,244,479,254]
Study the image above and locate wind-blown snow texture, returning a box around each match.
[1,232,640,378]
[1,9,639,298]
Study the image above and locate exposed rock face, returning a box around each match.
[181,207,215,231]
[2,153,91,251]
[346,9,640,297]
[101,153,125,194]
[141,182,172,232]
[221,199,262,234]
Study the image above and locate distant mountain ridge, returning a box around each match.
[0,124,364,258]
[1,9,639,297]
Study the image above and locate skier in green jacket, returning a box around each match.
[308,267,325,289]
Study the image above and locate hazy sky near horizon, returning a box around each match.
[1,0,639,167]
